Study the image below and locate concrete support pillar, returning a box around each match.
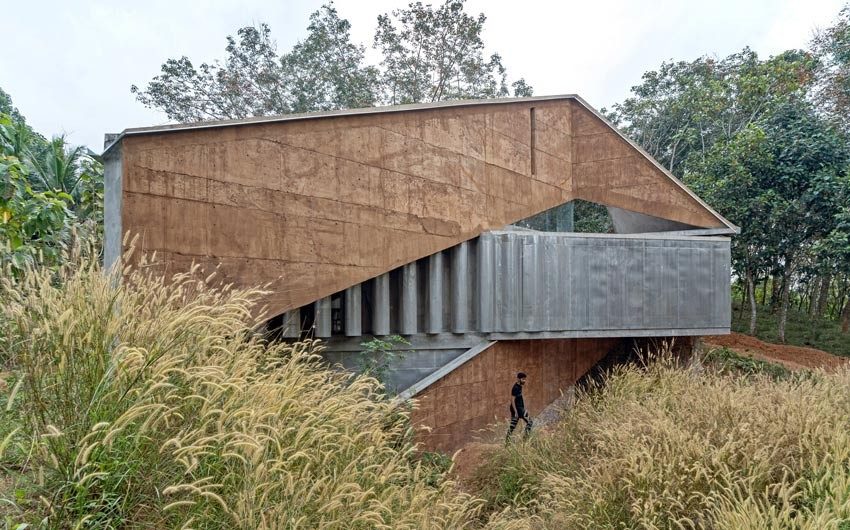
[427,253,444,333]
[344,285,361,337]
[281,309,301,338]
[314,297,332,338]
[478,233,494,332]
[452,241,470,332]
[400,263,418,335]
[373,274,390,336]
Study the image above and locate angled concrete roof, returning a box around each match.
[106,94,736,316]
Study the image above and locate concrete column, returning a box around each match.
[400,263,418,335]
[373,274,390,336]
[314,297,332,338]
[452,241,470,332]
[344,285,361,337]
[103,147,123,272]
[478,233,495,332]
[281,309,301,338]
[427,253,444,333]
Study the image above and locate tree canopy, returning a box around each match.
[132,0,532,122]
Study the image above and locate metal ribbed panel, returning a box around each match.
[373,274,390,336]
[451,241,470,332]
[344,285,361,337]
[281,309,300,338]
[314,297,332,337]
[428,253,444,333]
[400,263,418,335]
[477,233,495,332]
[307,231,731,340]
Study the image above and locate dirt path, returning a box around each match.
[704,332,849,371]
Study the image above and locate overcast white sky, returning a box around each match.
[1,0,845,151]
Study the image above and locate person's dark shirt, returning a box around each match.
[511,382,525,416]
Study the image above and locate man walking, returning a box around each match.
[506,372,533,442]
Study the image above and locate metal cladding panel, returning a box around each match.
[320,231,730,344]
[480,232,730,334]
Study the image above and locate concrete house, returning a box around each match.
[103,95,736,451]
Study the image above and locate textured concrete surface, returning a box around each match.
[106,97,733,317]
[409,338,621,452]
[103,146,122,271]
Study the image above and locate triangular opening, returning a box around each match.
[511,200,711,235]
[511,199,613,233]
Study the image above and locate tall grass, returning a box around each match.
[477,349,850,529]
[0,243,481,528]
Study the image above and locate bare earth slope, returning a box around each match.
[704,332,849,371]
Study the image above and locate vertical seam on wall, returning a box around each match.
[530,107,537,175]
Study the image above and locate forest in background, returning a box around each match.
[3,0,850,346]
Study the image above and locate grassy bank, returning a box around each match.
[0,252,480,528]
[731,302,850,357]
[2,250,849,528]
[471,349,850,529]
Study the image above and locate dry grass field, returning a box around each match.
[0,246,848,528]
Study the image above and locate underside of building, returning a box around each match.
[103,95,737,452]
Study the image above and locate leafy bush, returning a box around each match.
[357,335,411,393]
[478,351,850,529]
[0,246,480,528]
[704,346,792,379]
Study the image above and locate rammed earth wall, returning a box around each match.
[410,337,622,452]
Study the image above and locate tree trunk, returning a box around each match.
[809,276,821,316]
[761,275,769,306]
[842,299,850,334]
[778,263,793,343]
[737,279,748,321]
[815,273,832,319]
[771,273,784,311]
[747,269,758,335]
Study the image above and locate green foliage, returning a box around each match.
[606,15,850,340]
[812,5,850,133]
[703,346,791,379]
[0,88,103,274]
[0,121,74,272]
[573,200,612,233]
[357,335,411,392]
[419,451,454,487]
[133,1,532,121]
[606,48,815,177]
[374,0,530,103]
[132,4,381,121]
[731,301,850,358]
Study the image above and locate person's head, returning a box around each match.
[517,372,527,385]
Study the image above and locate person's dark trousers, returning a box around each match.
[506,405,533,442]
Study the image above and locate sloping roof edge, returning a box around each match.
[102,94,582,156]
[103,94,738,234]
[569,95,739,235]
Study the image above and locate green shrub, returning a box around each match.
[704,346,792,379]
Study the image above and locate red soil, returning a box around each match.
[704,332,849,371]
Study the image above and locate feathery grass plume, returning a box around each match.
[478,347,850,528]
[0,241,482,528]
